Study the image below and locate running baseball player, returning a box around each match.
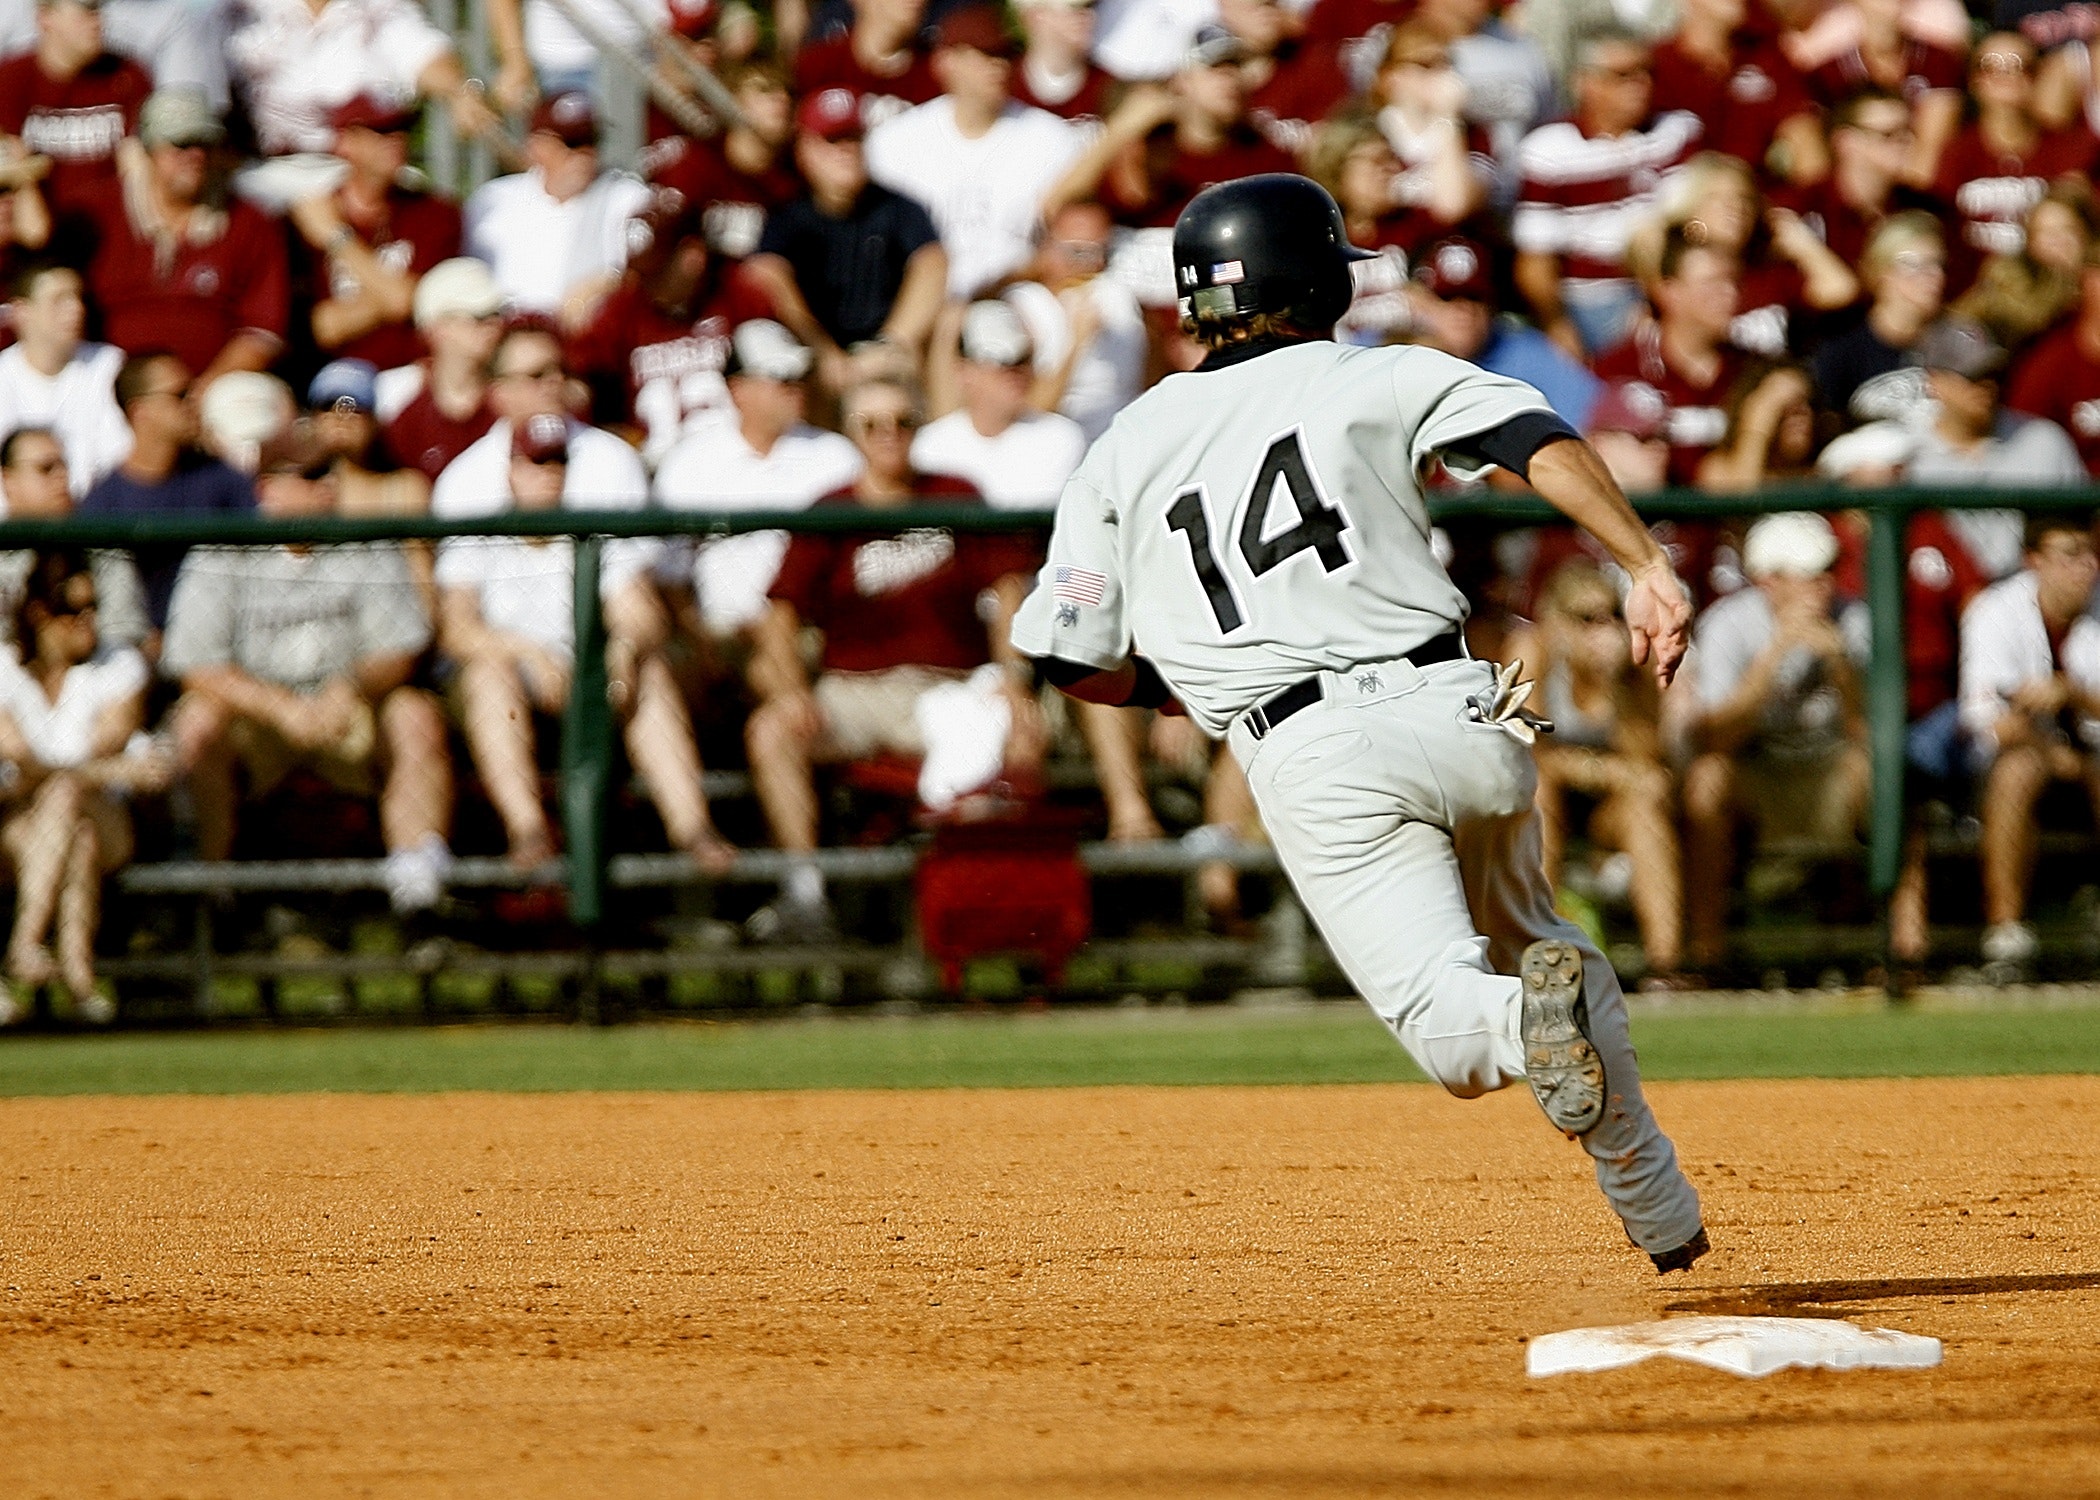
[1013,174,1707,1273]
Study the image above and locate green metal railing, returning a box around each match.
[7,481,2093,946]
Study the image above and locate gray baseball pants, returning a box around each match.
[1226,655,1703,1254]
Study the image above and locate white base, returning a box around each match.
[1527,1316,1943,1379]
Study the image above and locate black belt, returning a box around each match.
[1242,631,1465,742]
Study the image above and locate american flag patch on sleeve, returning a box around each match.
[1054,566,1107,606]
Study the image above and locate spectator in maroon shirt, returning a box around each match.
[1650,0,1826,185]
[285,95,463,380]
[1804,0,1966,189]
[638,60,801,264]
[744,374,1043,940]
[1219,0,1351,158]
[1935,32,2100,296]
[2005,239,2100,476]
[0,0,150,249]
[1012,0,1114,126]
[1778,89,1930,273]
[376,257,503,482]
[796,0,941,131]
[1048,28,1297,231]
[567,192,772,463]
[1593,226,1749,487]
[85,90,290,391]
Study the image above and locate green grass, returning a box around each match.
[4,1000,2100,1098]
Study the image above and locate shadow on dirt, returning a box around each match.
[1668,1272,2100,1317]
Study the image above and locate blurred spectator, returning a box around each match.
[462,92,651,331]
[1506,559,1684,981]
[0,549,165,1005]
[437,411,733,873]
[0,426,148,646]
[1227,0,1352,158]
[1593,226,1749,486]
[1012,0,1115,124]
[0,261,129,494]
[307,358,425,517]
[744,88,948,391]
[1901,316,2084,578]
[195,369,294,474]
[0,0,150,247]
[375,257,503,482]
[1935,32,2099,294]
[1048,29,1296,230]
[1367,24,1495,231]
[653,320,862,638]
[1649,0,1825,186]
[1383,0,1555,176]
[1802,0,1965,190]
[286,95,462,376]
[1581,378,1671,493]
[0,145,55,296]
[795,0,940,129]
[1681,512,1868,971]
[1002,199,1145,442]
[1407,235,1602,428]
[432,321,647,522]
[1697,360,1820,491]
[85,90,291,387]
[223,0,498,158]
[1642,154,1858,358]
[2005,238,2100,476]
[1953,180,2096,350]
[865,5,1084,299]
[1782,89,1930,272]
[1958,513,2100,976]
[1513,29,1702,357]
[567,193,770,465]
[482,0,666,111]
[745,375,1042,940]
[164,425,453,911]
[1091,0,1214,82]
[1811,210,1944,426]
[1303,119,1420,345]
[638,59,800,264]
[81,351,256,630]
[0,0,235,111]
[916,300,1086,508]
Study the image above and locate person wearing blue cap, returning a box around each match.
[308,357,431,520]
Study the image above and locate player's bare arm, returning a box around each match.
[1524,436,1691,688]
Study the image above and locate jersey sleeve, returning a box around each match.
[1009,470,1130,672]
[1396,349,1561,480]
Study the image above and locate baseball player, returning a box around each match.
[1013,174,1708,1273]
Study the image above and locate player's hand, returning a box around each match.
[1624,562,1691,689]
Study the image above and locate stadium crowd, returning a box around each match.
[0,0,2099,1007]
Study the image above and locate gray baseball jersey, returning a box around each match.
[1011,340,1555,737]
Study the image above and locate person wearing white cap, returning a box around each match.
[1679,511,1869,973]
[652,319,862,638]
[373,257,504,482]
[913,299,1086,510]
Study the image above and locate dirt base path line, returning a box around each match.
[2,1078,2096,1498]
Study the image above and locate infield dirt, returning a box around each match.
[3,1077,2097,1498]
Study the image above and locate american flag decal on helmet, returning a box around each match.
[1054,566,1107,606]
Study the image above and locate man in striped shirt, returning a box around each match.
[1511,29,1701,359]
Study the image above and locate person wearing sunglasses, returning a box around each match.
[0,548,170,1015]
[0,426,150,654]
[288,94,464,376]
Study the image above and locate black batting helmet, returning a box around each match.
[1172,173,1377,332]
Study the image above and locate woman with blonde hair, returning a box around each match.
[1632,153,1858,358]
[1508,560,1687,985]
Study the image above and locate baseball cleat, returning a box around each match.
[1651,1227,1711,1275]
[1520,939,1606,1136]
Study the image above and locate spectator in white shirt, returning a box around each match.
[1957,514,2100,978]
[653,320,862,637]
[431,321,649,523]
[914,300,1086,509]
[863,5,1085,299]
[224,0,499,157]
[1001,200,1146,442]
[437,411,735,874]
[463,92,651,332]
[0,262,129,494]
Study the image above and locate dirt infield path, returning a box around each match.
[3,1079,2097,1498]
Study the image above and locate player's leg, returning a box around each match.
[1456,804,1704,1258]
